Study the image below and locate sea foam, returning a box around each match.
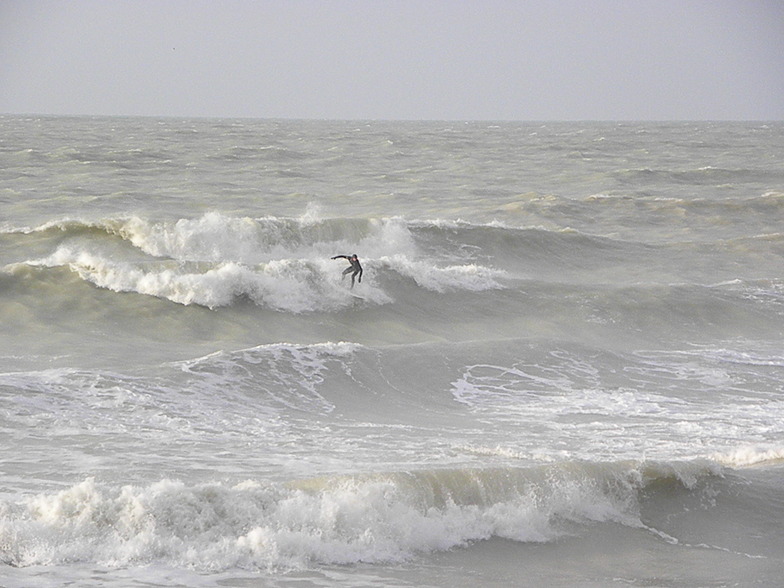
[1,461,718,571]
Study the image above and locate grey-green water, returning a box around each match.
[2,117,784,587]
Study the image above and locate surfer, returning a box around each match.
[331,254,363,288]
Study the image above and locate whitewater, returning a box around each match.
[1,116,784,587]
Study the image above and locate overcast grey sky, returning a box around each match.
[1,0,783,120]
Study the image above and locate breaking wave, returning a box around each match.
[0,460,721,571]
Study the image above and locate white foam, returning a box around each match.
[114,213,419,264]
[635,344,784,373]
[380,254,507,292]
[118,213,265,262]
[31,245,393,311]
[24,214,507,308]
[710,446,784,468]
[175,341,362,414]
[449,348,784,464]
[2,462,705,571]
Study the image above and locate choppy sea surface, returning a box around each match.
[2,116,784,587]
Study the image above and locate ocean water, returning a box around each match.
[1,116,784,587]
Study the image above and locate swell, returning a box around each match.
[5,253,783,332]
[502,191,784,243]
[9,210,783,270]
[4,213,783,338]
[4,257,783,362]
[6,213,419,263]
[4,251,505,312]
[177,338,784,460]
[590,190,784,217]
[4,336,784,497]
[613,167,784,186]
[4,214,510,311]
[9,198,784,257]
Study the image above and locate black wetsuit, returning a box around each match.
[332,254,363,288]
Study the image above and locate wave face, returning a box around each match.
[2,118,784,586]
